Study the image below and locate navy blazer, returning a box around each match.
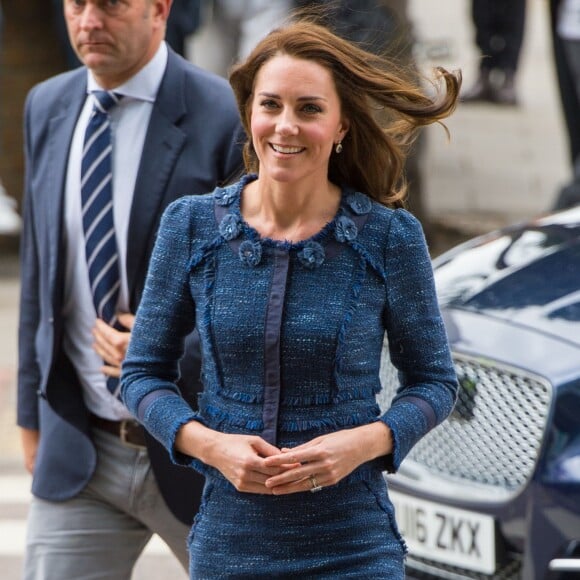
[18,47,244,525]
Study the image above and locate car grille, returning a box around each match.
[378,350,553,491]
[405,553,522,580]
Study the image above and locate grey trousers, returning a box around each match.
[23,427,190,580]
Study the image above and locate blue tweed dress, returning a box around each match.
[121,174,458,579]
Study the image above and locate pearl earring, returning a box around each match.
[335,141,343,154]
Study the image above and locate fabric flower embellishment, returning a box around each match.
[346,191,372,215]
[218,213,242,241]
[297,241,325,269]
[214,188,237,206]
[239,240,262,267]
[335,216,358,243]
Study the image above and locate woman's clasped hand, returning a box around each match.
[176,420,392,495]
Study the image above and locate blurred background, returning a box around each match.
[0,0,571,577]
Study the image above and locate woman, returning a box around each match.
[122,19,460,578]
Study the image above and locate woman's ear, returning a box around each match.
[338,119,350,141]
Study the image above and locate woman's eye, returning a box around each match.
[302,103,322,114]
[260,100,279,109]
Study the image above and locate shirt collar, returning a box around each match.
[86,41,168,103]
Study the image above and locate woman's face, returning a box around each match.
[249,54,348,186]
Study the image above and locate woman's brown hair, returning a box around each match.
[229,19,461,208]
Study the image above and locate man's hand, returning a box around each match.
[92,312,135,378]
[20,428,40,474]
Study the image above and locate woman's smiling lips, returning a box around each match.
[270,143,305,154]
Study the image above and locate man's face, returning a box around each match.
[63,0,169,88]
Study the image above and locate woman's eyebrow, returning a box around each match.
[257,91,328,102]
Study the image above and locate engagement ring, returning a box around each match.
[309,474,323,493]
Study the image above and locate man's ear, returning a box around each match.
[155,0,173,23]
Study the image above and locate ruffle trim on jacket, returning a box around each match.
[211,174,378,270]
[201,402,380,434]
[334,256,367,389]
[187,236,225,272]
[216,383,382,406]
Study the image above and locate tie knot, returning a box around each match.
[91,91,122,113]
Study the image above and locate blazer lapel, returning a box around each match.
[126,51,187,303]
[46,75,87,312]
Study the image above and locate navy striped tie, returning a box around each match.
[81,90,122,396]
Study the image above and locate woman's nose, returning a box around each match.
[275,112,299,136]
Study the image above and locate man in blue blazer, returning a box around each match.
[18,1,243,577]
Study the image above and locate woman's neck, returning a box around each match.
[241,177,341,243]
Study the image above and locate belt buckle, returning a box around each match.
[119,420,146,450]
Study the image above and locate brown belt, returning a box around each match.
[90,413,147,449]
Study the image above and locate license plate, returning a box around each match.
[390,490,496,574]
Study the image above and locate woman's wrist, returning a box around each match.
[175,420,220,464]
[356,422,393,463]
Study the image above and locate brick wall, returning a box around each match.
[1,0,67,252]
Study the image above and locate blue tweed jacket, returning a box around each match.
[121,174,458,486]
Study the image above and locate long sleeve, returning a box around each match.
[121,197,202,463]
[17,88,42,430]
[379,209,458,471]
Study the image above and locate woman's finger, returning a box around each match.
[270,475,325,496]
[234,481,276,495]
[251,437,284,458]
[264,445,320,467]
[264,461,322,488]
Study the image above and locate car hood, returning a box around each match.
[433,206,580,346]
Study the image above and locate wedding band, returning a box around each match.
[309,474,323,493]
